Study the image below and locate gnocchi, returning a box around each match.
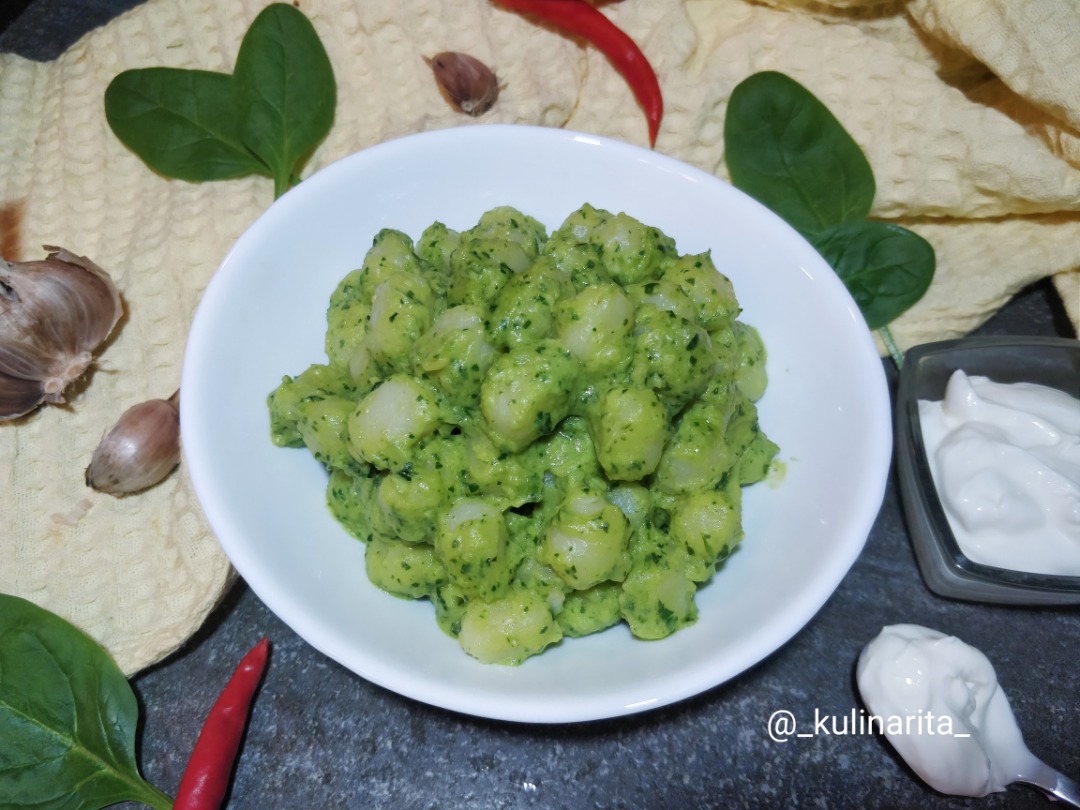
[268,204,778,664]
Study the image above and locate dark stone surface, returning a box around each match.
[0,0,142,61]
[2,4,1077,807]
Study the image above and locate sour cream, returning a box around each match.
[856,624,1040,797]
[918,370,1080,576]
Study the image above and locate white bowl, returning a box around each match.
[181,125,891,723]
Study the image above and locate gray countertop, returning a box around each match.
[3,4,1078,808]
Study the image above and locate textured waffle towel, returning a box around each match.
[1,0,1078,675]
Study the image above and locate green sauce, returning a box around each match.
[268,204,778,665]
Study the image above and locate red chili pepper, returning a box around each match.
[492,0,663,147]
[173,638,270,810]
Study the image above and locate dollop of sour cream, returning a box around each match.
[918,370,1080,576]
[856,624,1039,797]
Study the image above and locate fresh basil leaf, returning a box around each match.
[233,3,337,198]
[105,67,269,182]
[724,71,875,237]
[811,220,935,330]
[0,593,171,810]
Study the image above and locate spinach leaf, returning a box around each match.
[810,220,935,330]
[233,3,337,199]
[0,593,171,810]
[723,70,936,365]
[105,67,267,183]
[104,3,335,199]
[724,71,875,238]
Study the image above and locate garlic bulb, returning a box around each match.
[86,391,181,496]
[0,246,122,420]
[424,52,500,116]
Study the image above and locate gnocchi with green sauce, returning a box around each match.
[268,204,778,665]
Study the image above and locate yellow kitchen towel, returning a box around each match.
[1,0,1077,674]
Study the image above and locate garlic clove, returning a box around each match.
[424,52,500,117]
[0,369,45,422]
[0,246,122,418]
[85,392,180,496]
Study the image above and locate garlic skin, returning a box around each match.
[0,246,122,420]
[86,391,181,496]
[424,52,500,116]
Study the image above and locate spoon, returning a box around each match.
[1012,757,1080,808]
[856,625,1080,807]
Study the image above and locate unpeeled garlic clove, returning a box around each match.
[86,391,180,496]
[0,369,49,419]
[0,246,122,420]
[424,51,500,116]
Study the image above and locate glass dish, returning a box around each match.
[896,335,1080,605]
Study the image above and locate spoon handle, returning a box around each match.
[1016,766,1080,808]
